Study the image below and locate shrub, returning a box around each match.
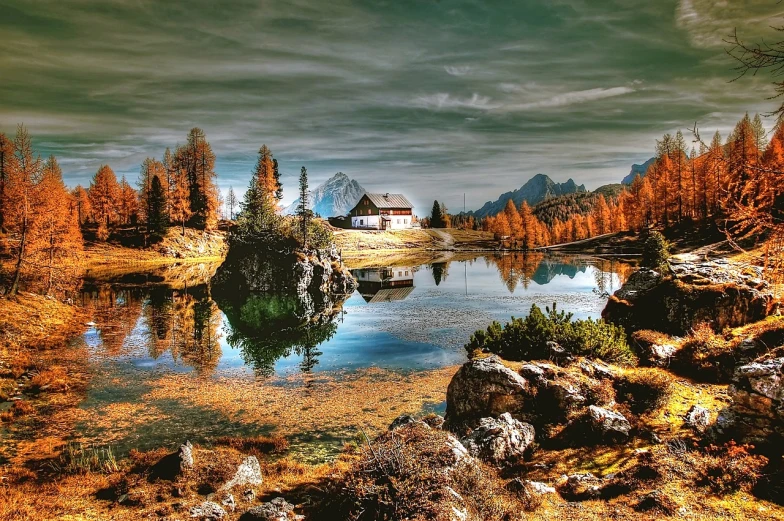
[465,303,637,366]
[697,442,768,494]
[614,368,674,414]
[642,231,670,270]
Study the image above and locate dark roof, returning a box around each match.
[364,193,414,209]
[363,286,415,303]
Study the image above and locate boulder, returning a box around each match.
[603,261,777,335]
[684,405,711,433]
[716,357,784,445]
[149,441,194,482]
[190,501,226,520]
[222,456,263,491]
[389,414,417,430]
[556,473,603,500]
[240,497,300,521]
[445,356,528,427]
[587,405,631,442]
[460,413,535,465]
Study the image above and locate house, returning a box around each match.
[349,193,414,230]
[354,267,415,303]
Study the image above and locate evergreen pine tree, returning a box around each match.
[430,200,444,228]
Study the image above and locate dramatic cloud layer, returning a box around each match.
[0,0,781,212]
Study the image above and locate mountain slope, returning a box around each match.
[470,174,587,219]
[283,172,365,217]
[621,157,655,185]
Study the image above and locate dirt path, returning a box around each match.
[428,229,455,248]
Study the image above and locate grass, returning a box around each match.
[333,228,495,254]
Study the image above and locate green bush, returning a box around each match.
[642,231,670,271]
[465,303,637,366]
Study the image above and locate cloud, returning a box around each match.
[676,0,784,49]
[506,86,636,111]
[412,93,498,111]
[444,65,472,76]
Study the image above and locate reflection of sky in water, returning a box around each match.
[83,255,625,377]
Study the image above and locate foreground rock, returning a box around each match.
[222,456,263,491]
[445,356,528,427]
[149,441,194,481]
[586,405,631,442]
[460,413,535,465]
[190,501,226,520]
[716,357,784,445]
[602,261,777,335]
[240,498,300,521]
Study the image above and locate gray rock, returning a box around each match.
[445,356,528,427]
[388,414,417,430]
[222,456,263,491]
[587,405,631,441]
[603,261,778,335]
[460,413,535,465]
[179,441,194,472]
[190,501,226,520]
[718,357,784,444]
[240,497,299,521]
[556,473,603,500]
[221,494,236,513]
[684,405,711,433]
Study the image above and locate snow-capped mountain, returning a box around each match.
[283,172,365,217]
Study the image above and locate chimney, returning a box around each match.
[384,193,389,198]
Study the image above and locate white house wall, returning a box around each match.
[351,214,413,229]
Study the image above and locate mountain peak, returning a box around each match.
[283,172,365,217]
[470,174,587,218]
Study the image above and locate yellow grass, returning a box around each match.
[333,228,496,255]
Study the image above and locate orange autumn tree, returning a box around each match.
[89,165,121,240]
[4,125,38,295]
[174,128,219,230]
[138,158,168,225]
[71,185,91,225]
[0,132,15,232]
[28,155,84,295]
[118,175,139,226]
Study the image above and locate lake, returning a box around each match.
[68,253,633,460]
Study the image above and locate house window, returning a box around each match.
[367,209,372,215]
[397,219,400,224]
[360,219,364,225]
[404,219,408,224]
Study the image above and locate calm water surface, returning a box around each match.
[70,253,633,458]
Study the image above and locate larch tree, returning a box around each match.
[5,125,41,295]
[138,158,168,225]
[71,185,91,225]
[519,201,534,250]
[0,132,16,232]
[118,175,139,226]
[30,155,83,295]
[169,166,192,235]
[89,165,121,240]
[504,199,522,238]
[175,128,219,230]
[147,175,169,236]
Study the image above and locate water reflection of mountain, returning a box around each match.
[530,259,587,285]
[353,267,415,303]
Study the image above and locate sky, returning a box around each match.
[1,0,783,213]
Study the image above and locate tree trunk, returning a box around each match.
[10,214,27,296]
[47,223,54,295]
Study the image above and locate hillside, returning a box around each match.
[529,184,625,226]
[470,174,587,219]
[283,172,365,217]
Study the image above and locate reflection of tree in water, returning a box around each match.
[592,258,635,297]
[141,286,223,375]
[431,262,448,286]
[80,285,145,355]
[217,293,339,378]
[484,252,545,292]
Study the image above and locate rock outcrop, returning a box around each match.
[222,456,263,491]
[190,501,227,520]
[459,413,535,465]
[445,356,528,427]
[603,260,777,335]
[716,357,784,445]
[149,441,194,481]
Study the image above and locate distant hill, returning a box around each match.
[470,174,587,219]
[621,157,655,185]
[283,172,365,217]
[532,184,624,226]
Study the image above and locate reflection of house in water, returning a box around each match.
[353,267,415,303]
